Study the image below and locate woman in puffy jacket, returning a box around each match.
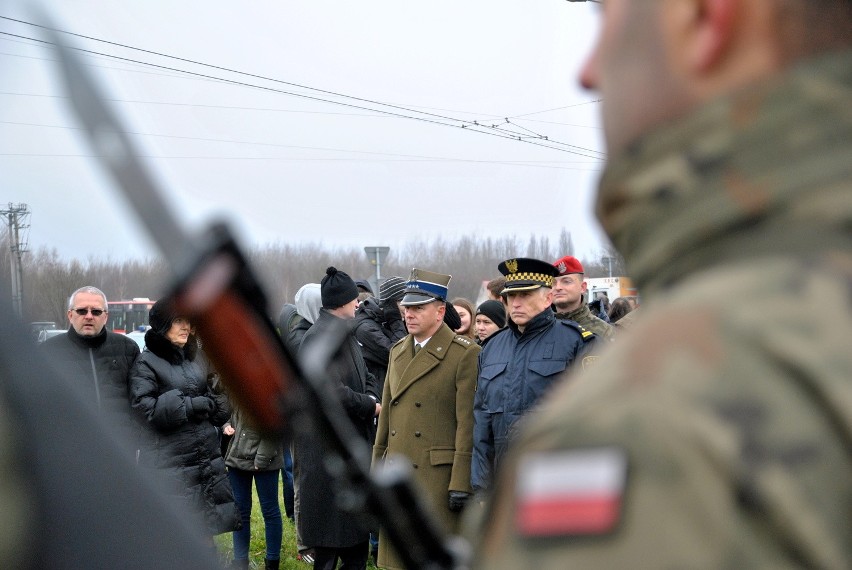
[224,406,284,569]
[129,298,239,538]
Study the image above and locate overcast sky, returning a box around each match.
[1,0,605,263]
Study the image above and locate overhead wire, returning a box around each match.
[2,30,603,129]
[0,120,601,171]
[0,17,606,159]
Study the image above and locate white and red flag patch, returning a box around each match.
[515,447,628,537]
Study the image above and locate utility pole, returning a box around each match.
[1,203,30,319]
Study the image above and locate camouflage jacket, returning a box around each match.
[555,302,614,341]
[475,50,852,569]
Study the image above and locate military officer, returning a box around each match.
[475,1,852,568]
[551,255,614,341]
[471,258,596,494]
[371,269,480,570]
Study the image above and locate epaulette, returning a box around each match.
[391,336,409,350]
[452,335,475,348]
[557,319,596,342]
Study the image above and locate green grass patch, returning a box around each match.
[214,479,378,569]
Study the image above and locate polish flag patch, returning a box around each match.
[515,447,628,537]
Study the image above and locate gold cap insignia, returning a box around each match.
[505,259,519,274]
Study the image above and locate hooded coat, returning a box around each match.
[353,297,407,396]
[130,328,239,535]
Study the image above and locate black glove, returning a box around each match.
[185,395,214,421]
[448,491,471,512]
[381,299,402,323]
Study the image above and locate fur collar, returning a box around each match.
[144,329,198,364]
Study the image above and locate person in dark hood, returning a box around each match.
[129,298,240,538]
[352,276,407,398]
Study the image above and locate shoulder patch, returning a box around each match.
[581,355,600,371]
[515,447,628,538]
[452,335,474,347]
[557,319,596,341]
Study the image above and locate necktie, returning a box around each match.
[414,343,421,355]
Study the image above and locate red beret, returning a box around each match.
[553,255,584,275]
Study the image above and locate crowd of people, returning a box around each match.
[10,1,850,567]
[35,252,633,569]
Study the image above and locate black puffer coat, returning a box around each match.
[130,330,239,535]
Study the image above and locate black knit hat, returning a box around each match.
[476,300,506,329]
[321,266,359,309]
[148,298,178,336]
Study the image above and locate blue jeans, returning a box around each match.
[228,468,282,561]
[281,447,294,519]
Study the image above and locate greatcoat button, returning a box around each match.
[415,431,421,437]
[415,402,421,407]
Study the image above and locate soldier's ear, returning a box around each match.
[678,0,738,74]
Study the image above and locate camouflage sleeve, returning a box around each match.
[474,301,851,569]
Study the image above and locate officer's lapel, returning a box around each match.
[391,324,451,399]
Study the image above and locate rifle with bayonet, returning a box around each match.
[40,14,467,570]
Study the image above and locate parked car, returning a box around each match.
[37,329,66,344]
[125,330,146,350]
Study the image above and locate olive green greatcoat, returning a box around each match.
[372,322,480,570]
[476,50,852,569]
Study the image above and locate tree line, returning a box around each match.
[0,228,625,326]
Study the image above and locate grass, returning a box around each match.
[214,479,378,569]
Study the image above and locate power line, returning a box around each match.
[509,99,603,118]
[0,120,601,170]
[0,90,389,119]
[0,18,606,159]
[0,89,603,129]
[0,153,601,171]
[0,39,604,130]
[2,32,602,130]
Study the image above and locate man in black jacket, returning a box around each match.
[41,286,140,450]
[294,267,381,570]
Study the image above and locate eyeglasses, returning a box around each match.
[72,308,105,316]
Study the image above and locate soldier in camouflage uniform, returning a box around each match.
[551,255,614,341]
[475,1,852,568]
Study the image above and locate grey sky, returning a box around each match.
[1,1,605,262]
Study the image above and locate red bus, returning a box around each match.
[107,298,155,334]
